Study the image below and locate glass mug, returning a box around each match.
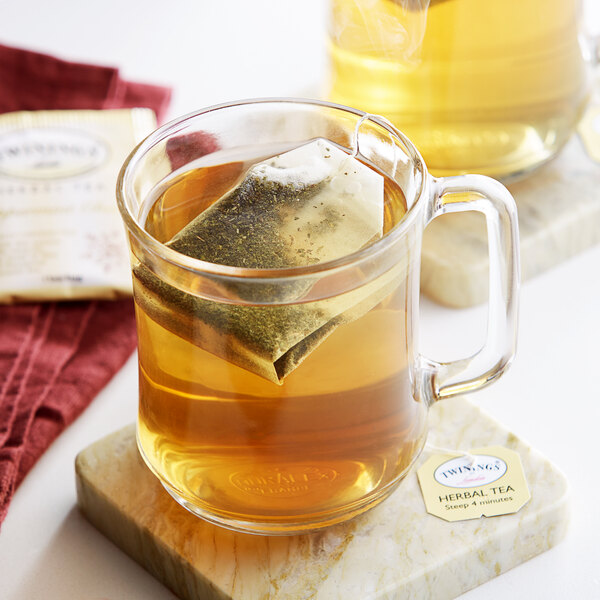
[328,0,598,179]
[116,99,519,535]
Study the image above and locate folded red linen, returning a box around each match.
[0,43,172,527]
[0,43,171,121]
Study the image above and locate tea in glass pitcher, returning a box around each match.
[329,0,590,178]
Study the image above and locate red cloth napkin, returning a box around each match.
[0,44,172,527]
[0,43,172,121]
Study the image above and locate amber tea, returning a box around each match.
[133,140,427,533]
[329,0,588,178]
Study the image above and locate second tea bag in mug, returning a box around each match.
[135,138,402,383]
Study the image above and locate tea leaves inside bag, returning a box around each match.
[134,138,399,384]
[168,139,383,270]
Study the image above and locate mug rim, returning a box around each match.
[116,97,429,280]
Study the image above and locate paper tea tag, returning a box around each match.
[417,446,531,522]
[578,104,600,164]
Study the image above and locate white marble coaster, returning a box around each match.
[75,397,569,600]
[421,132,600,307]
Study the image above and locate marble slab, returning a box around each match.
[75,397,569,600]
[421,131,600,307]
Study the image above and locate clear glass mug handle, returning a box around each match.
[421,175,520,402]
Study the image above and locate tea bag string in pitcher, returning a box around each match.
[349,112,399,179]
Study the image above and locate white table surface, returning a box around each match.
[1,1,599,598]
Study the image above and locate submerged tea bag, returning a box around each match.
[135,138,402,383]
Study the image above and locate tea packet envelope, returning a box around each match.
[135,139,402,383]
[0,109,156,302]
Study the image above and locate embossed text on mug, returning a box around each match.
[230,466,339,498]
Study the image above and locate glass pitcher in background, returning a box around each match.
[328,0,597,180]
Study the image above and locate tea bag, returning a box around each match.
[167,139,383,270]
[134,138,402,384]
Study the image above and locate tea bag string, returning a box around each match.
[350,112,399,178]
[424,441,477,466]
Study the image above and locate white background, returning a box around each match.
[0,1,599,598]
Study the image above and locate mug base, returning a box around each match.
[160,474,406,536]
